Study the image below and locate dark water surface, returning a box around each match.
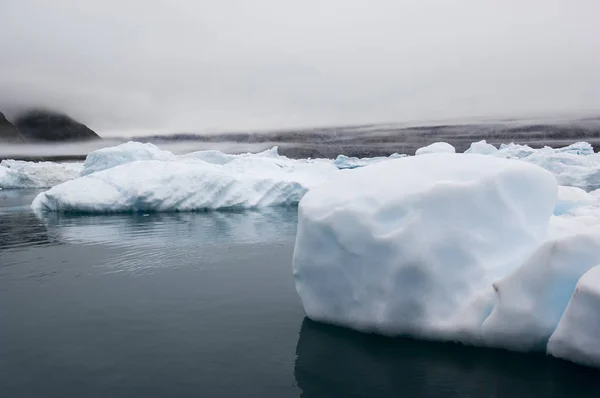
[2,190,600,397]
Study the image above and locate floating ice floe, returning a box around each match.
[32,151,338,213]
[0,159,82,189]
[292,152,600,368]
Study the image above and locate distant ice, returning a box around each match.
[81,141,176,175]
[0,159,82,189]
[415,142,456,155]
[464,140,498,155]
[333,153,406,169]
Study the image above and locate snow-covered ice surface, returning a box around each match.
[293,154,557,335]
[333,153,405,169]
[82,141,176,175]
[32,148,337,213]
[293,152,600,369]
[11,139,600,368]
[415,142,455,155]
[0,160,82,189]
[465,140,498,155]
[548,264,600,368]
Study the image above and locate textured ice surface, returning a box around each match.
[293,153,557,336]
[415,142,455,155]
[32,153,337,213]
[333,153,405,169]
[179,146,280,165]
[0,160,82,189]
[480,231,600,351]
[82,141,175,175]
[464,140,498,155]
[554,186,596,215]
[548,264,600,367]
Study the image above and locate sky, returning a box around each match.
[1,0,599,136]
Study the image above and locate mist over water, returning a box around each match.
[2,1,600,134]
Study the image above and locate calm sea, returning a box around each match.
[1,189,599,397]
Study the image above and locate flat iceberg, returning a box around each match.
[0,160,82,189]
[548,264,600,367]
[415,142,455,155]
[32,153,337,213]
[81,141,176,175]
[293,153,557,336]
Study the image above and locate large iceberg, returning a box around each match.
[293,154,557,336]
[292,152,600,368]
[0,160,82,189]
[32,154,337,213]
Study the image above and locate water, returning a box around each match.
[1,190,600,397]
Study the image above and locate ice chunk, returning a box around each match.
[293,153,557,336]
[415,142,455,155]
[32,155,337,213]
[497,143,536,159]
[480,231,600,351]
[548,264,600,367]
[523,151,600,191]
[554,141,595,156]
[464,140,498,155]
[0,160,82,189]
[179,146,281,165]
[81,141,175,175]
[554,186,596,215]
[333,153,405,169]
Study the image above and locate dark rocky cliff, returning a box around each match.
[14,109,100,142]
[0,111,23,141]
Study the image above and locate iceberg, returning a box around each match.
[0,160,82,189]
[81,141,175,176]
[293,153,557,337]
[179,146,280,165]
[32,152,337,213]
[548,264,600,367]
[333,153,405,169]
[464,140,498,155]
[415,142,455,155]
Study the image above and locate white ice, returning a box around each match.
[333,153,405,169]
[293,154,557,336]
[415,142,456,155]
[293,152,600,369]
[81,141,176,175]
[548,264,600,368]
[464,140,498,155]
[0,159,82,189]
[32,151,337,213]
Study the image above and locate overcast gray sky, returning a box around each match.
[1,0,599,136]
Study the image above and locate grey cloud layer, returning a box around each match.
[1,0,599,136]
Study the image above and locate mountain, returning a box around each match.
[14,109,100,142]
[0,111,23,141]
